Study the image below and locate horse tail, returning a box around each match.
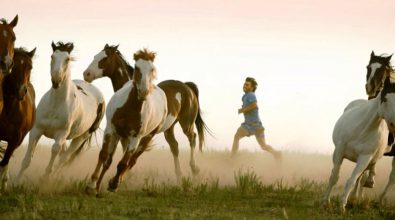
[64,101,106,166]
[184,82,213,152]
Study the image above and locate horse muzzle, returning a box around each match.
[83,70,94,82]
[0,59,13,76]
[52,79,60,89]
[18,85,27,101]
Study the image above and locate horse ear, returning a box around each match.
[115,44,119,50]
[104,44,109,49]
[28,47,36,58]
[9,15,18,28]
[371,50,375,58]
[386,54,393,63]
[51,41,57,52]
[67,43,74,53]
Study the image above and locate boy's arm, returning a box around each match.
[238,102,257,114]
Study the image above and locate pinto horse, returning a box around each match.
[323,77,395,212]
[0,48,36,191]
[17,42,105,179]
[0,15,18,114]
[363,51,395,203]
[84,45,210,183]
[87,48,193,193]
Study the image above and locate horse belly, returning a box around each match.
[158,114,177,133]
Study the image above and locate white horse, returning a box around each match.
[86,48,169,194]
[17,42,105,179]
[364,51,395,203]
[323,77,395,212]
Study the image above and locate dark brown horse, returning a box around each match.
[0,15,18,115]
[85,47,211,193]
[0,47,36,190]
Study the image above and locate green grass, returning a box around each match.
[0,169,394,219]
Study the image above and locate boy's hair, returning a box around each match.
[245,77,258,92]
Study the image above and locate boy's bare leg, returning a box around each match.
[255,130,282,161]
[231,126,249,158]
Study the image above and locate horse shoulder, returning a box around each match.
[106,82,133,120]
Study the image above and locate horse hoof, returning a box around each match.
[107,178,119,192]
[85,186,97,196]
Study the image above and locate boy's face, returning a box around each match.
[243,81,253,93]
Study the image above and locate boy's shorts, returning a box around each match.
[241,122,265,138]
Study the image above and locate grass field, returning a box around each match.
[1,145,395,219]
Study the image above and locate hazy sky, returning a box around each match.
[3,0,395,154]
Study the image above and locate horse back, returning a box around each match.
[158,80,198,121]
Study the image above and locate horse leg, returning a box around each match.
[340,154,371,213]
[348,171,367,205]
[164,125,182,179]
[57,132,89,169]
[17,128,42,180]
[0,142,19,191]
[379,157,395,204]
[86,133,119,194]
[180,121,199,175]
[44,137,67,177]
[127,136,154,171]
[363,162,376,188]
[108,137,141,192]
[322,147,344,205]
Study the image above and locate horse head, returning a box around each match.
[0,15,18,75]
[133,48,157,101]
[50,41,74,89]
[5,47,35,101]
[84,44,133,90]
[366,51,393,99]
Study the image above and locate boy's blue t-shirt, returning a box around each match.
[242,92,261,124]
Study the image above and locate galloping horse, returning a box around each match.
[363,51,395,203]
[0,48,36,190]
[323,76,395,212]
[87,48,181,193]
[0,15,18,114]
[17,42,105,179]
[84,45,210,181]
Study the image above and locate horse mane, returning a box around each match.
[14,47,30,56]
[133,48,156,62]
[53,41,74,53]
[381,77,395,102]
[115,50,134,79]
[104,45,134,79]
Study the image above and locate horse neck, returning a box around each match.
[110,74,128,92]
[51,69,73,101]
[361,96,383,132]
[109,55,130,92]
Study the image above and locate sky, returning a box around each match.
[2,0,395,154]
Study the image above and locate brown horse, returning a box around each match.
[0,15,18,115]
[0,47,36,191]
[84,45,211,179]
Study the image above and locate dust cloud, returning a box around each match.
[8,143,395,202]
